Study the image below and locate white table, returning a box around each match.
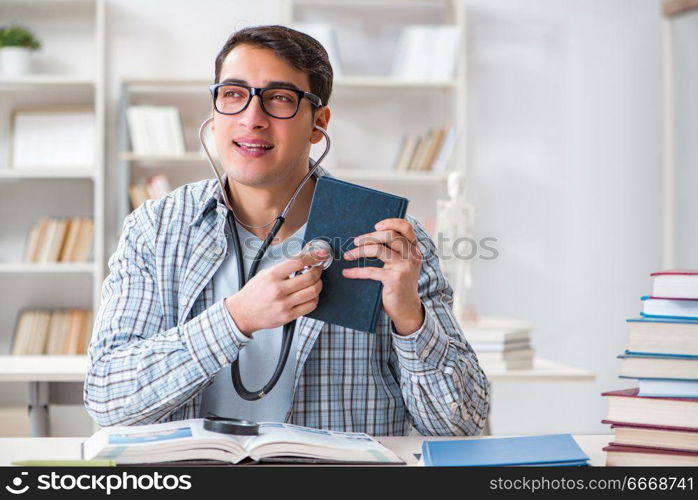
[0,435,611,466]
[0,356,87,437]
[0,356,595,437]
[482,358,596,383]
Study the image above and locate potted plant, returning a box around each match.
[0,24,42,76]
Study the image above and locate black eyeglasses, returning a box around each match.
[209,83,323,119]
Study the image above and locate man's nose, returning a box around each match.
[238,95,270,130]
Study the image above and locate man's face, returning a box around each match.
[212,44,324,188]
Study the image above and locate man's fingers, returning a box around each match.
[272,249,328,278]
[353,230,414,258]
[342,265,387,282]
[286,278,323,307]
[281,265,322,294]
[343,243,395,263]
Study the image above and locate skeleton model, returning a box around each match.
[435,172,477,322]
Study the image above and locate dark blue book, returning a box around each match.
[421,434,589,467]
[303,176,408,332]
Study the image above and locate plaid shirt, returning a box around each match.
[84,167,490,436]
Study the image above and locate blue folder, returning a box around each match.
[421,434,589,467]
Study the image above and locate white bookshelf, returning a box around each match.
[283,0,467,224]
[117,0,465,227]
[0,0,105,437]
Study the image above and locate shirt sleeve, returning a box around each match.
[83,202,250,427]
[389,216,490,436]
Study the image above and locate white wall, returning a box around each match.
[463,0,663,434]
[31,0,662,436]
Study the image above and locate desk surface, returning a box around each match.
[0,356,594,383]
[0,435,610,467]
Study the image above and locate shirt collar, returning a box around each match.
[189,160,330,228]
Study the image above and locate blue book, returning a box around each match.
[303,176,408,332]
[421,434,589,467]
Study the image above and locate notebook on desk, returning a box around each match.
[421,434,590,466]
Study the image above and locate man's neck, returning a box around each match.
[225,162,315,242]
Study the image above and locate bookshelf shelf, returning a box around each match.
[335,76,458,89]
[333,168,449,183]
[0,76,95,91]
[0,355,87,383]
[120,152,205,163]
[0,0,105,436]
[0,168,96,180]
[0,263,95,274]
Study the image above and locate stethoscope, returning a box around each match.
[198,117,333,410]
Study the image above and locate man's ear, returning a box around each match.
[310,107,331,144]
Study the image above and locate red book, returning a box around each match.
[650,270,698,299]
[602,388,698,431]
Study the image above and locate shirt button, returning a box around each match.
[419,350,429,361]
[450,402,459,413]
[217,353,227,365]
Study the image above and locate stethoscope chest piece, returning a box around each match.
[203,416,260,435]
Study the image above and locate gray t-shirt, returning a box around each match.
[200,219,307,422]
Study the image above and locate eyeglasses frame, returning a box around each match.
[209,82,323,120]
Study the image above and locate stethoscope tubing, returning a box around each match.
[198,117,330,400]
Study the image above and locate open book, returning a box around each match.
[83,419,404,465]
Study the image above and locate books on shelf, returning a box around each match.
[602,269,698,465]
[83,418,403,465]
[392,127,455,172]
[391,25,461,82]
[422,434,589,467]
[641,295,698,319]
[23,217,94,264]
[11,309,93,356]
[650,269,698,299]
[10,108,95,169]
[459,317,535,370]
[127,105,186,156]
[129,174,173,210]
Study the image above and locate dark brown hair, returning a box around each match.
[214,25,333,107]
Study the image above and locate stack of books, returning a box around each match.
[23,217,94,264]
[129,174,173,210]
[602,269,698,466]
[459,317,534,370]
[11,309,93,355]
[392,127,456,173]
[127,105,186,156]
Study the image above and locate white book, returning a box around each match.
[429,26,461,81]
[638,378,698,398]
[83,419,403,465]
[392,26,461,81]
[166,107,186,155]
[12,110,94,168]
[127,107,148,155]
[431,126,457,172]
[460,317,533,343]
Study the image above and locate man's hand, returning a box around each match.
[342,218,424,336]
[225,249,327,337]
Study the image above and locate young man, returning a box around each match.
[84,25,489,436]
